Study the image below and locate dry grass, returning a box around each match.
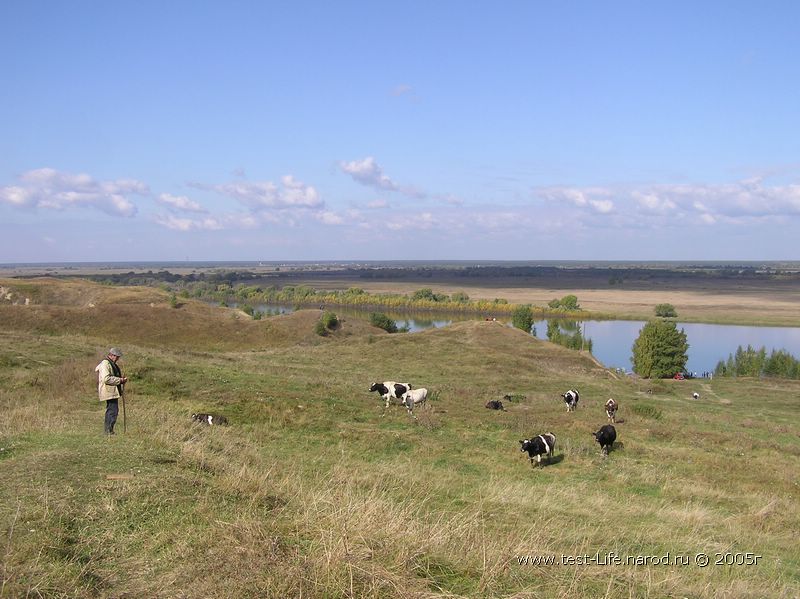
[0,278,799,598]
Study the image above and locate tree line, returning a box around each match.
[714,345,800,379]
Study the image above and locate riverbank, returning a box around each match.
[258,277,800,327]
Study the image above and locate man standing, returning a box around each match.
[95,348,128,435]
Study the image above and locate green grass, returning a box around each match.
[1,279,799,598]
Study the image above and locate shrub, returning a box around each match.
[548,295,580,311]
[411,288,449,302]
[369,312,398,333]
[314,320,328,336]
[511,305,534,333]
[321,311,339,330]
[654,303,677,318]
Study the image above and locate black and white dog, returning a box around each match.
[519,433,556,467]
[592,424,616,456]
[192,413,229,426]
[562,389,580,412]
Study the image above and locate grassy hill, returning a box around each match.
[1,278,798,598]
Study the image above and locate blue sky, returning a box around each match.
[2,1,799,262]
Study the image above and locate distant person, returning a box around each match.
[95,348,128,435]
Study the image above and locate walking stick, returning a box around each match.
[122,393,127,433]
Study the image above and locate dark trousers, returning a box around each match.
[105,399,119,434]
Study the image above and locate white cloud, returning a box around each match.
[536,186,616,214]
[157,193,206,213]
[154,214,223,231]
[153,212,259,231]
[194,175,322,211]
[366,199,389,209]
[0,168,146,216]
[339,156,427,199]
[340,157,399,192]
[534,179,800,225]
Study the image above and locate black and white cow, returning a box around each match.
[562,389,580,412]
[519,433,557,467]
[368,381,411,410]
[192,413,229,426]
[604,398,618,423]
[401,387,428,417]
[592,424,616,456]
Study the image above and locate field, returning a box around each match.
[1,277,799,598]
[4,261,800,326]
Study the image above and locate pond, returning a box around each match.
[239,303,800,374]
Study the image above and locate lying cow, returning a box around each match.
[401,387,428,417]
[485,399,507,411]
[519,433,556,467]
[562,389,580,412]
[592,424,616,456]
[192,413,229,426]
[369,381,411,410]
[605,398,618,423]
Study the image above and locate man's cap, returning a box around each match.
[109,347,123,357]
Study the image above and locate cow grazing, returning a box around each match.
[605,398,618,422]
[485,400,507,411]
[592,424,616,456]
[401,387,428,417]
[192,413,229,426]
[562,389,580,412]
[519,433,557,467]
[369,381,411,409]
[692,392,700,400]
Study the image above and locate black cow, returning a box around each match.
[485,400,507,411]
[562,389,579,412]
[592,424,616,456]
[519,433,556,467]
[192,413,229,426]
[368,381,411,410]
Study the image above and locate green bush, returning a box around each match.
[511,305,534,333]
[321,311,339,330]
[548,295,580,311]
[314,320,328,336]
[654,303,677,317]
[369,312,398,333]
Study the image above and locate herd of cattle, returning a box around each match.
[519,389,618,467]
[190,380,640,468]
[369,382,622,468]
